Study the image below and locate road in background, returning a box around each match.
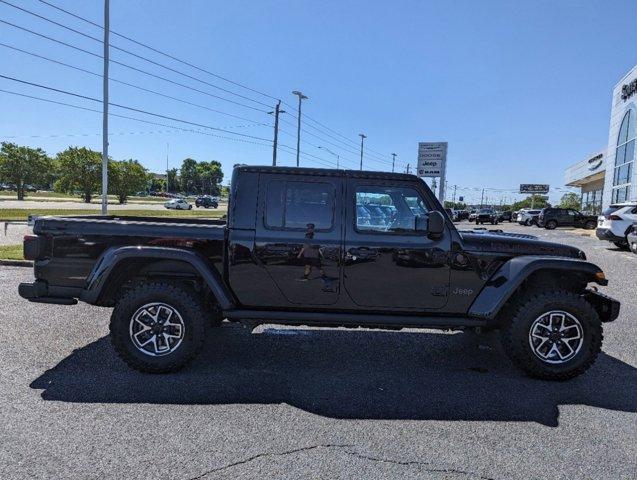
[0,223,635,479]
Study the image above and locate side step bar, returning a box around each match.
[224,309,486,329]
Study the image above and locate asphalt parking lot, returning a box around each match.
[0,222,635,479]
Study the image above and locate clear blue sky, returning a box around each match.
[1,0,636,204]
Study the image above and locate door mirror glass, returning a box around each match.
[426,211,445,236]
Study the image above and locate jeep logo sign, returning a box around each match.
[417,142,447,177]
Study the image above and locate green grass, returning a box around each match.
[0,244,23,260]
[0,208,226,222]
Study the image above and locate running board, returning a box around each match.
[224,309,486,329]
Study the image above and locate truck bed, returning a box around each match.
[30,215,227,293]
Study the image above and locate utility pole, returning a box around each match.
[391,153,397,173]
[268,100,284,166]
[101,0,109,215]
[165,142,169,193]
[480,188,485,208]
[358,133,366,170]
[452,184,457,203]
[292,90,308,167]
[405,163,410,174]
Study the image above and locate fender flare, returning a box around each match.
[468,256,606,321]
[80,246,235,309]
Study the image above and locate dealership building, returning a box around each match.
[565,66,637,212]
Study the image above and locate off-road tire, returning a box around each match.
[500,290,602,380]
[545,220,557,230]
[110,282,206,373]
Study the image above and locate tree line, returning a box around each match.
[0,142,223,203]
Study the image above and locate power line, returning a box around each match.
[9,0,397,168]
[0,74,272,141]
[0,42,272,127]
[0,88,275,147]
[0,18,269,113]
[36,0,280,102]
[0,0,272,109]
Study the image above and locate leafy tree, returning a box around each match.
[511,195,551,211]
[166,168,178,193]
[147,176,165,193]
[559,192,581,210]
[444,201,467,210]
[108,159,150,204]
[197,160,223,195]
[55,147,102,203]
[0,142,51,200]
[180,158,199,193]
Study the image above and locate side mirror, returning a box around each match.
[427,211,445,237]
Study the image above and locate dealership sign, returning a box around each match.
[417,142,447,177]
[621,78,637,101]
[587,152,604,171]
[520,184,549,194]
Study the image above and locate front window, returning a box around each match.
[612,109,634,203]
[355,186,429,234]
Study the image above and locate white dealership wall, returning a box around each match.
[602,66,637,208]
[564,151,606,213]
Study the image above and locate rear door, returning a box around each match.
[254,173,343,306]
[342,178,451,311]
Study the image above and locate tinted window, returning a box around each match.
[355,186,429,233]
[265,180,334,230]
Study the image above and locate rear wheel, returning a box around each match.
[110,282,206,373]
[500,290,602,380]
[584,220,596,230]
[545,220,557,230]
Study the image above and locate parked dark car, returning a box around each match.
[475,209,499,225]
[498,210,513,222]
[19,165,619,380]
[538,208,597,230]
[627,224,637,254]
[195,196,219,209]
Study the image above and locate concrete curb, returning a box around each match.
[0,259,32,267]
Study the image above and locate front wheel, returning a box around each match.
[500,290,602,380]
[584,220,596,230]
[110,282,207,373]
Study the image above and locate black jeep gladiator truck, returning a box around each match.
[19,166,620,380]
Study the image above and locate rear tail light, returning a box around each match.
[608,215,622,220]
[23,234,46,260]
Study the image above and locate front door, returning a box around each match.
[254,173,342,306]
[342,179,451,311]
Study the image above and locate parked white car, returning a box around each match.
[517,209,541,226]
[164,198,192,210]
[596,202,637,249]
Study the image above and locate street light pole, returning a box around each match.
[318,146,340,169]
[292,90,308,167]
[391,153,397,173]
[358,133,366,170]
[101,0,109,215]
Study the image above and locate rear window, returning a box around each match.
[602,205,622,216]
[265,180,335,230]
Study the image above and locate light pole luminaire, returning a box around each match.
[318,146,340,169]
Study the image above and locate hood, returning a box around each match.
[459,229,586,259]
